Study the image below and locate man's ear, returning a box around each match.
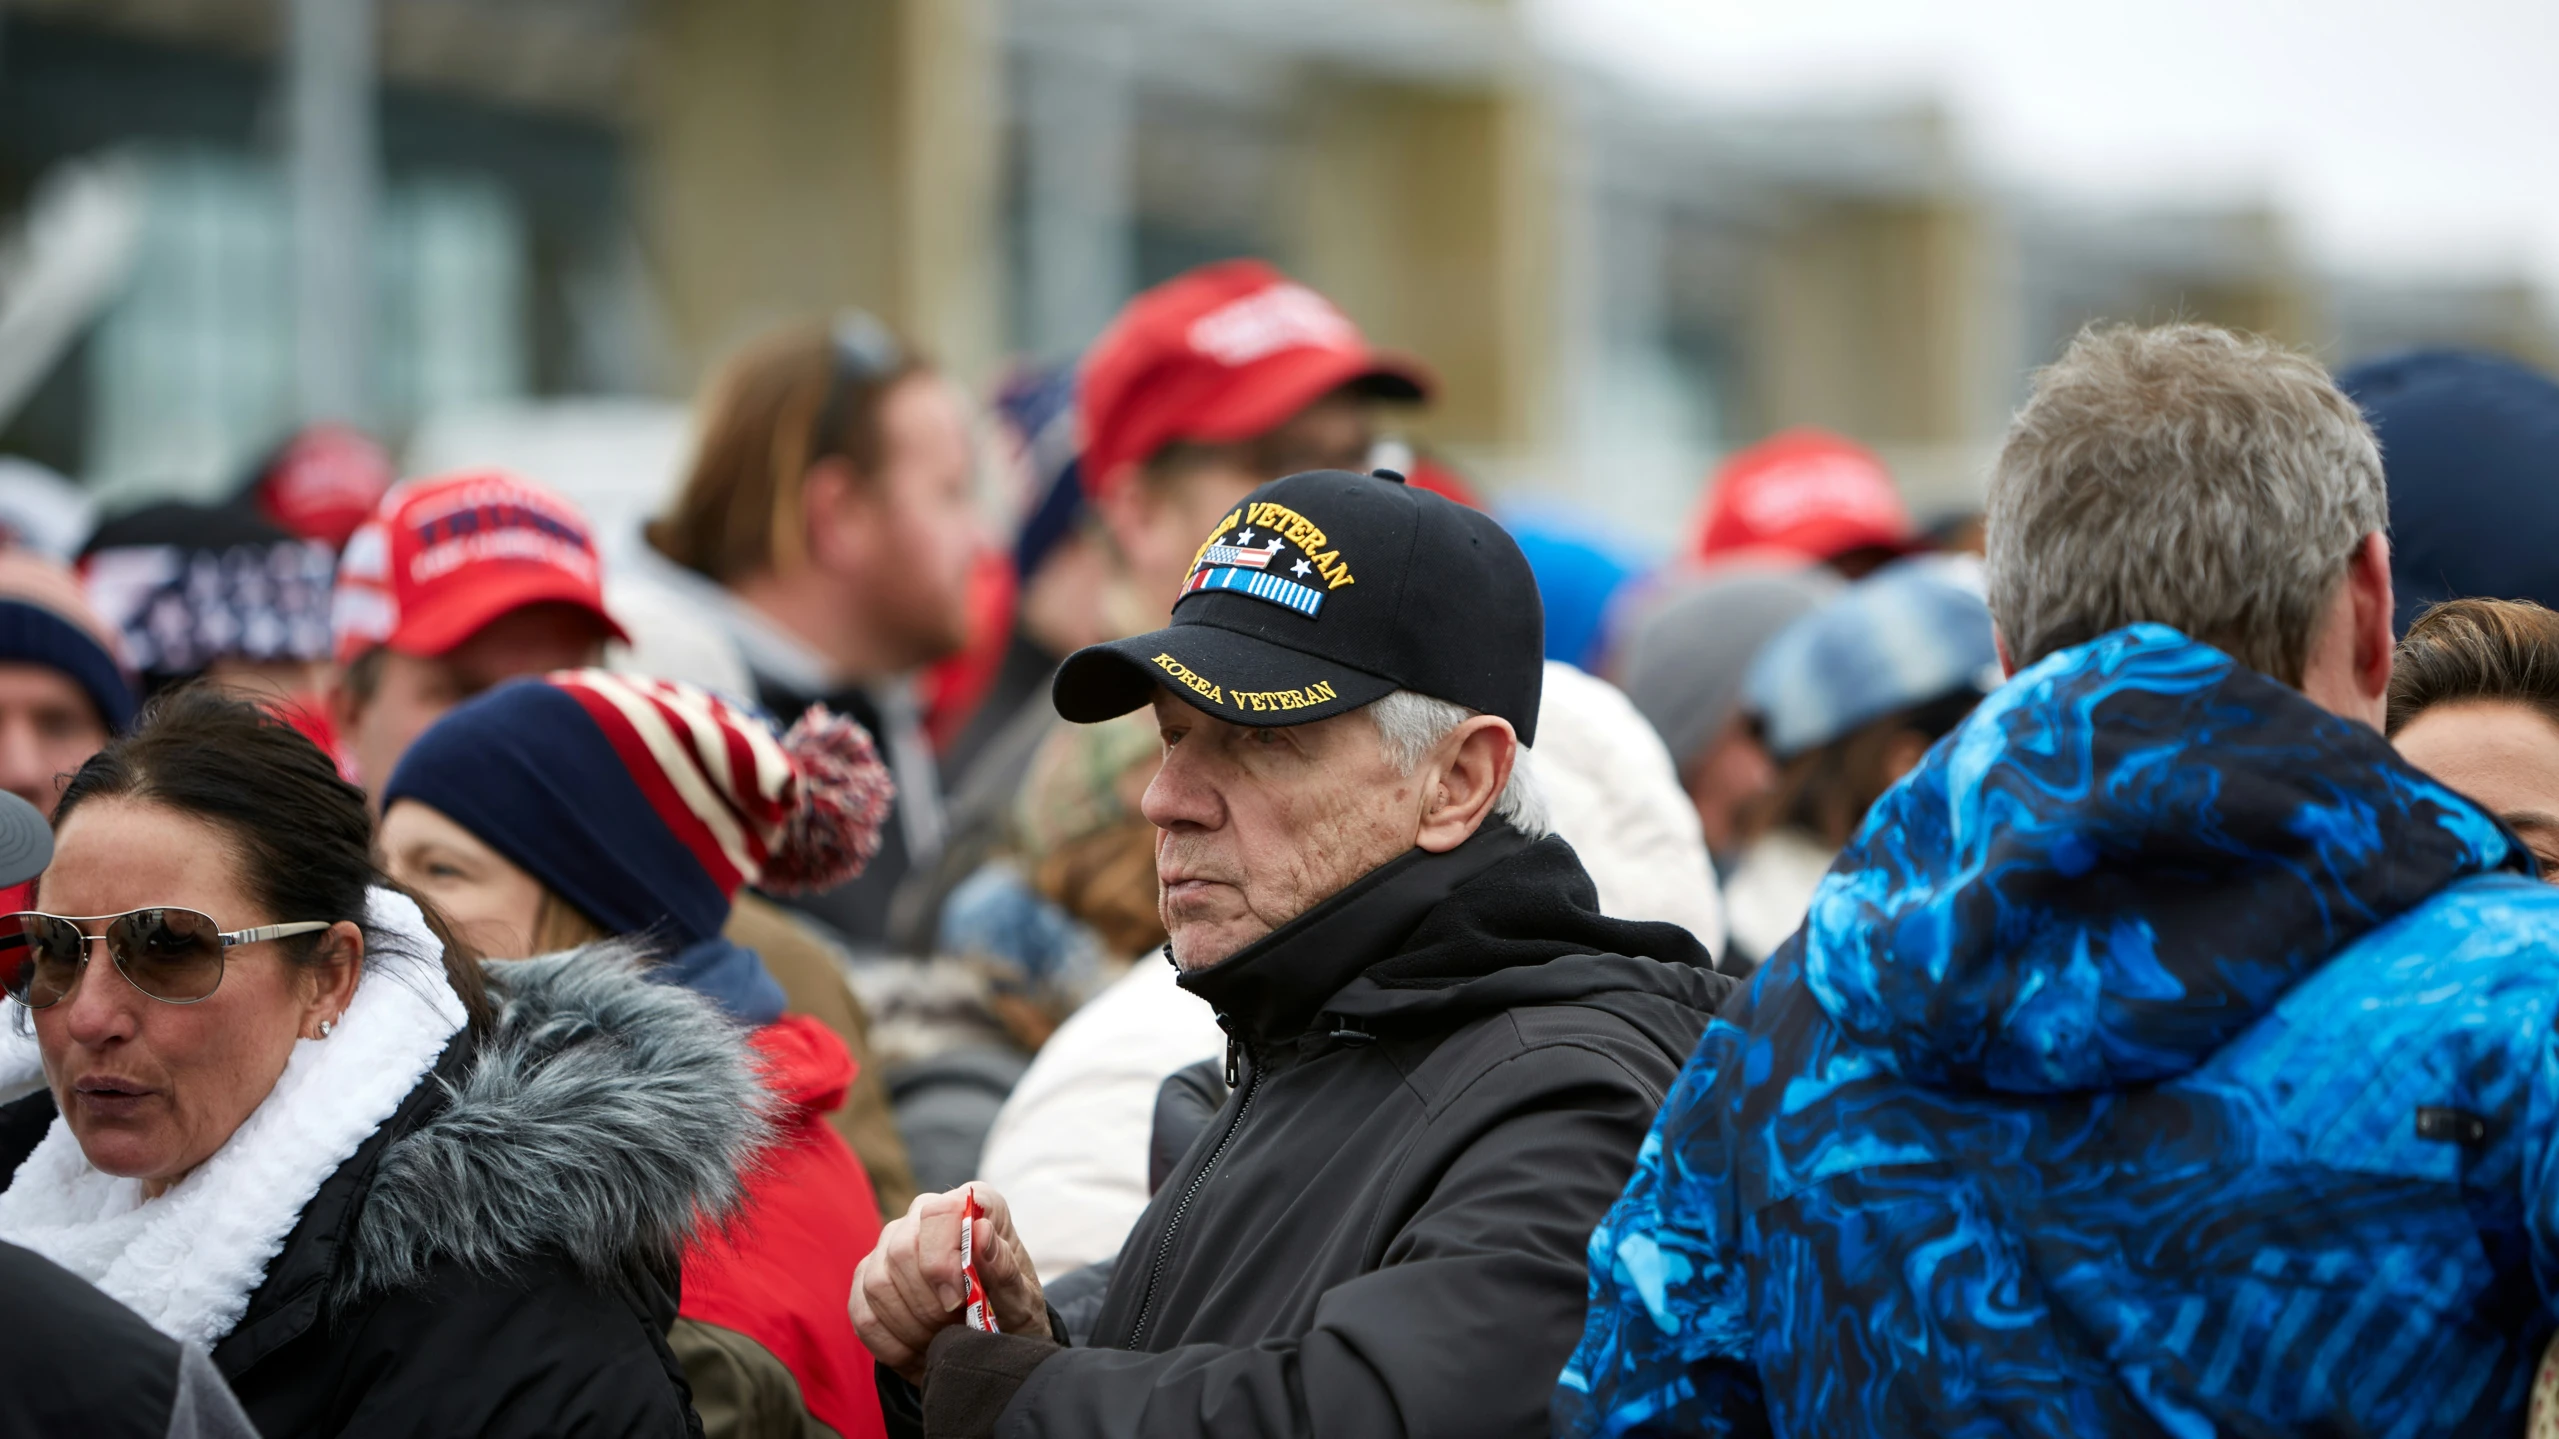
[799,456,869,575]
[1415,716,1515,854]
[1994,627,2016,679]
[2348,530,2395,704]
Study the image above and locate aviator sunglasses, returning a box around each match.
[0,908,332,1009]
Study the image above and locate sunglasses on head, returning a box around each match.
[809,309,905,466]
[0,909,333,1009]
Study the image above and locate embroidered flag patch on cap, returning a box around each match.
[1052,468,1546,743]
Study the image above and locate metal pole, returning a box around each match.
[1019,28,1134,364]
[289,0,375,425]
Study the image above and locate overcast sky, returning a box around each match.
[1530,0,2559,294]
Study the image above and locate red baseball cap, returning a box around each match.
[1402,455,1484,510]
[1077,259,1432,501]
[330,469,627,665]
[1688,429,1917,564]
[248,424,394,550]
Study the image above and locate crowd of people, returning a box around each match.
[0,250,2557,1438]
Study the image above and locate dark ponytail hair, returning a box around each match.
[52,684,495,1037]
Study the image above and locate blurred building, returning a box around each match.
[1,0,2553,533]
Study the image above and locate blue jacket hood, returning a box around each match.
[1796,623,2523,1093]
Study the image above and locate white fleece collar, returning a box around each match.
[0,1001,40,1103]
[0,889,464,1346]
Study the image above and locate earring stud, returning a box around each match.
[317,1018,336,1038]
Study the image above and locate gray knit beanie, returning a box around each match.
[1617,565,1843,770]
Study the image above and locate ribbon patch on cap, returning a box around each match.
[1182,502,1355,620]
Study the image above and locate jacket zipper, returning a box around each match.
[1126,1018,1260,1350]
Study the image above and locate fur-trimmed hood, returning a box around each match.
[343,943,773,1304]
[0,930,766,1437]
[0,929,771,1356]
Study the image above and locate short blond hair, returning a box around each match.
[1986,323,2386,685]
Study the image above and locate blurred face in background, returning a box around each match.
[831,374,981,670]
[0,664,109,817]
[2392,700,2559,878]
[333,603,610,795]
[1098,391,1375,631]
[1682,713,1776,863]
[377,798,547,958]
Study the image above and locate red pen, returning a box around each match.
[960,1191,1000,1333]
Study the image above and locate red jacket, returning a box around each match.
[681,1015,887,1439]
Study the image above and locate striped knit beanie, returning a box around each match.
[382,670,894,947]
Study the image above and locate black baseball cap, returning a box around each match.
[1053,469,1545,742]
[0,791,51,889]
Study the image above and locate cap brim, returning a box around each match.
[1185,350,1437,449]
[1054,624,1398,729]
[389,570,631,658]
[1776,517,1921,567]
[0,791,52,889]
[1341,353,1432,404]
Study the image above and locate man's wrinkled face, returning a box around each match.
[1142,689,1419,970]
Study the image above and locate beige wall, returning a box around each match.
[1295,74,1554,457]
[636,0,1000,390]
[1752,196,2004,450]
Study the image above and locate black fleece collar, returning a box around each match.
[1176,825,1721,1048]
[1177,825,1530,1048]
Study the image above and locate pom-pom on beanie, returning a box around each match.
[382,669,894,948]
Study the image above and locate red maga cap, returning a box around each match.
[330,469,627,665]
[1076,260,1431,502]
[251,424,394,550]
[1688,429,1916,565]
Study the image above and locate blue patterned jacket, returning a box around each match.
[1556,624,2559,1437]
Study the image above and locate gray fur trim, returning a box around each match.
[338,943,774,1303]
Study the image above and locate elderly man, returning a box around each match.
[853,469,1728,1437]
[1559,324,2559,1436]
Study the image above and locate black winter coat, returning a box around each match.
[0,1238,259,1439]
[0,949,770,1439]
[904,825,1731,1439]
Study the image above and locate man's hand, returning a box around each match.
[851,1183,1050,1385]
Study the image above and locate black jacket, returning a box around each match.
[0,1238,260,1439]
[905,825,1731,1439]
[0,948,770,1439]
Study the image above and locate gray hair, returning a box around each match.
[1365,690,1552,837]
[1986,323,2388,685]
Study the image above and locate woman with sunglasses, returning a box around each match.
[376,668,896,1439]
[0,687,770,1437]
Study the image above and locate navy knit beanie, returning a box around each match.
[0,601,134,732]
[383,671,893,948]
[2339,349,2559,631]
[0,548,137,732]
